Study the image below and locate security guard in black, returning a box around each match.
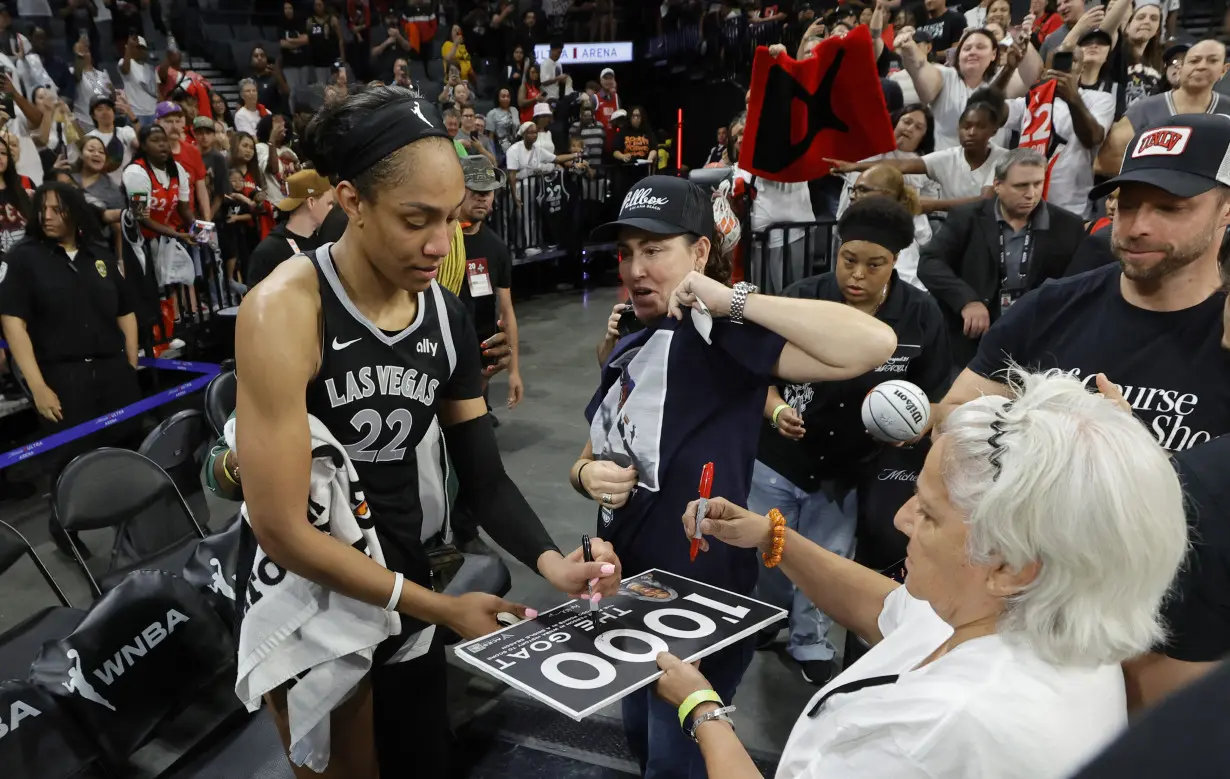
[0,236,139,431]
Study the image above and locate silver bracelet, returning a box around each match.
[688,704,736,743]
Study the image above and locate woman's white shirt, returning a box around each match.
[234,106,263,137]
[122,160,191,203]
[922,144,1008,201]
[732,164,816,249]
[776,587,1127,779]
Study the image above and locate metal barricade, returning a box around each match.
[485,163,659,263]
[744,219,837,293]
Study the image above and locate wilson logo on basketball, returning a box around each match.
[1132,126,1191,158]
[892,389,924,424]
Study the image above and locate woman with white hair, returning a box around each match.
[654,368,1188,778]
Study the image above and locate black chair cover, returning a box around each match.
[0,680,109,779]
[204,370,237,438]
[28,570,236,765]
[182,512,244,634]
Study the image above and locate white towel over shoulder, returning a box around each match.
[230,415,400,773]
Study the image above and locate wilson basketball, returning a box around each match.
[862,380,930,443]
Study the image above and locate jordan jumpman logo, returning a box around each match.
[209,558,236,600]
[62,649,116,711]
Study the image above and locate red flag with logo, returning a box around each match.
[1018,79,1061,200]
[739,26,896,183]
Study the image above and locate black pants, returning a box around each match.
[42,355,142,543]
[372,639,451,777]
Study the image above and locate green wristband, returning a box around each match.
[771,403,790,428]
[678,689,723,728]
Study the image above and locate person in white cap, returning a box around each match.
[119,34,158,127]
[595,66,621,146]
[531,100,555,154]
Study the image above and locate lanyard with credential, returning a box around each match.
[998,223,1032,310]
[287,237,301,256]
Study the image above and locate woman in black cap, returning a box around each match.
[233,86,622,779]
[569,175,898,777]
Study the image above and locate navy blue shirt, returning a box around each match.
[585,313,786,596]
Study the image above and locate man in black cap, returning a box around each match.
[934,113,1230,707]
[937,112,1230,449]
[458,155,522,408]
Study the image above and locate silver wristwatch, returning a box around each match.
[688,704,736,743]
[729,282,757,324]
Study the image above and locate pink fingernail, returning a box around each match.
[580,592,590,600]
[525,608,538,619]
[601,564,615,575]
[592,593,602,605]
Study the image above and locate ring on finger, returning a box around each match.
[601,493,613,505]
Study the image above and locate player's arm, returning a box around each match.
[439,352,619,598]
[236,262,459,625]
[1123,654,1219,713]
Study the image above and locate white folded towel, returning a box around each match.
[230,415,411,772]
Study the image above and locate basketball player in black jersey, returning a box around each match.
[233,88,623,779]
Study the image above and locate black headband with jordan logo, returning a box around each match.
[334,97,451,184]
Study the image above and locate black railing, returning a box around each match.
[744,220,837,293]
[484,162,666,262]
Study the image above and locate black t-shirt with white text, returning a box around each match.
[968,264,1230,453]
[459,224,512,342]
[916,8,967,53]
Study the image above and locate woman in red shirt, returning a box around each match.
[517,63,542,123]
[0,141,33,257]
[229,132,274,241]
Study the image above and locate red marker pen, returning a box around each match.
[691,462,714,562]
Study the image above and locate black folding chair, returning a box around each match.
[0,521,87,681]
[53,448,208,597]
[204,370,236,437]
[139,409,212,525]
[0,680,109,779]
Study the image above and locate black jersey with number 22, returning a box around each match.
[304,244,484,572]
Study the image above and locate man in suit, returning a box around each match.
[919,148,1087,367]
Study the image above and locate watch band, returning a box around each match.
[688,704,736,743]
[730,282,755,324]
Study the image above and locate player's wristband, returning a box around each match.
[385,571,405,612]
[770,404,790,428]
[678,689,723,728]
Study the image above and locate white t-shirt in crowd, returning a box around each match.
[775,587,1128,779]
[540,56,563,100]
[234,106,264,138]
[505,141,556,175]
[121,60,159,118]
[73,68,114,129]
[922,144,1009,201]
[1006,89,1116,217]
[732,165,816,249]
[929,66,1013,151]
[122,160,191,203]
[88,126,139,186]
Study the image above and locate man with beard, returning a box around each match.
[933,113,1230,449]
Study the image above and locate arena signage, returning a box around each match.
[533,41,634,64]
[455,570,784,720]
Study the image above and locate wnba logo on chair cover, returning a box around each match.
[58,611,191,711]
[1132,126,1192,157]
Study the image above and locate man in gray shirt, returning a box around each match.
[1098,39,1230,175]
